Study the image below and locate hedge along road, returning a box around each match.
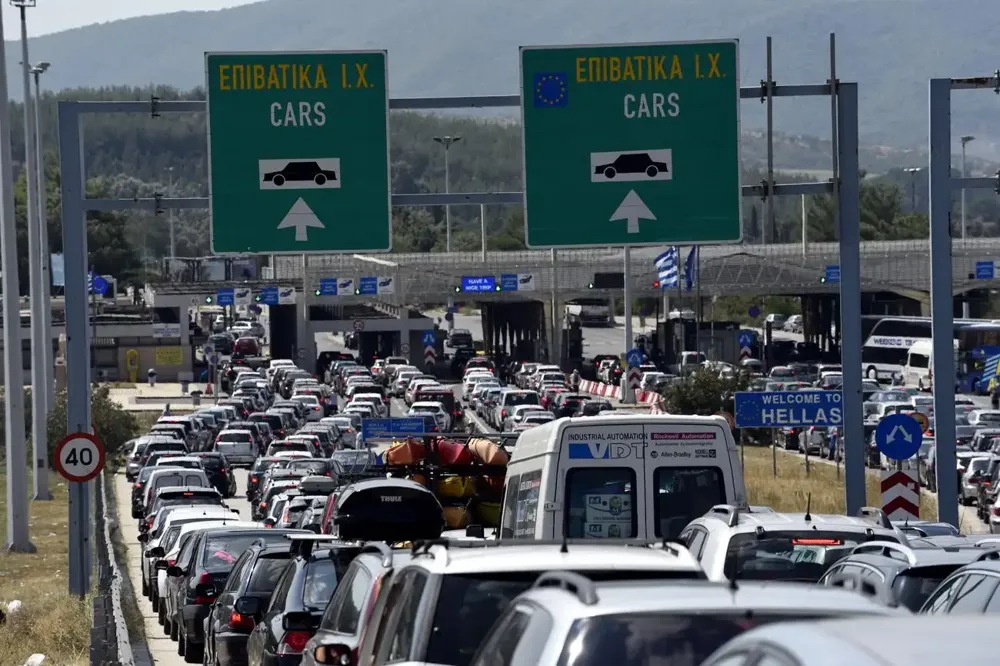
[114,470,253,665]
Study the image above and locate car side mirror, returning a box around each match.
[282,610,318,631]
[147,546,165,558]
[234,596,263,618]
[166,565,185,578]
[314,644,355,666]
[137,533,149,543]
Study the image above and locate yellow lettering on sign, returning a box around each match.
[576,55,678,82]
[708,52,724,78]
[669,55,682,80]
[215,63,331,90]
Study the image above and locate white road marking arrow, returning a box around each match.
[277,197,325,242]
[610,189,656,234]
[886,424,912,443]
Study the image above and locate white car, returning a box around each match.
[350,394,387,418]
[406,378,442,405]
[462,373,496,398]
[344,403,376,419]
[290,394,325,422]
[409,401,451,431]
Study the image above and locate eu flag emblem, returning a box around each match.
[533,72,568,108]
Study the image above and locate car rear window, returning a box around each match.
[724,531,891,582]
[553,611,835,666]
[219,432,252,441]
[504,392,539,407]
[202,534,272,572]
[892,565,965,611]
[248,556,291,593]
[302,559,339,610]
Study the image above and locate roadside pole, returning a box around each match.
[621,246,636,404]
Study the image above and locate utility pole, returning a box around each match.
[3,0,36,551]
[434,135,462,331]
[17,0,51,502]
[904,167,922,212]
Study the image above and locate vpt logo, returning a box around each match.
[568,441,642,459]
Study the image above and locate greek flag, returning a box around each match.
[655,247,679,289]
[87,271,94,293]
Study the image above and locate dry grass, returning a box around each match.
[742,445,938,520]
[0,473,91,666]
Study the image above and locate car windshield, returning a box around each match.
[724,532,879,582]
[552,611,835,666]
[427,571,699,666]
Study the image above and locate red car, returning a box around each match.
[232,336,260,357]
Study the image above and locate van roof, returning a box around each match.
[509,414,731,463]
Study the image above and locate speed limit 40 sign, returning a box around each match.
[54,432,106,483]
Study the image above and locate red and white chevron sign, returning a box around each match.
[881,469,920,521]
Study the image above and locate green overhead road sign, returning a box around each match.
[520,40,741,248]
[206,50,391,254]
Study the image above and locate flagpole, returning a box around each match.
[695,247,702,349]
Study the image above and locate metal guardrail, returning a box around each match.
[92,471,151,666]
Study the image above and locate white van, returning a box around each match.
[905,339,958,391]
[500,414,747,541]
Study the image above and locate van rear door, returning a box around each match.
[556,422,646,540]
[642,420,745,539]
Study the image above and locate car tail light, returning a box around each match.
[260,502,267,509]
[134,482,142,488]
[229,610,255,632]
[220,468,227,474]
[993,506,1000,517]
[168,559,176,566]
[146,518,154,529]
[279,630,312,655]
[194,572,217,604]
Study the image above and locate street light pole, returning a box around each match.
[433,135,462,252]
[434,135,462,330]
[31,62,53,433]
[167,166,176,258]
[960,135,975,240]
[3,0,36,550]
[16,0,51,502]
[904,167,922,212]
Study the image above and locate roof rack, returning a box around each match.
[360,541,395,567]
[284,533,344,558]
[707,504,752,527]
[531,571,599,605]
[976,548,1000,562]
[857,507,893,529]
[849,541,918,565]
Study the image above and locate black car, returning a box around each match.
[165,527,308,662]
[191,452,238,498]
[249,412,289,440]
[263,161,337,187]
[203,540,296,666]
[248,457,290,505]
[594,152,668,179]
[245,535,362,666]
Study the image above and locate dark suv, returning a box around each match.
[203,539,296,666]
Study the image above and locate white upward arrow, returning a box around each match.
[277,197,325,242]
[610,190,656,234]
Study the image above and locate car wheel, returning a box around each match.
[184,641,203,663]
[141,575,149,596]
[603,167,616,179]
[158,603,166,626]
[645,165,658,177]
[151,590,159,612]
[272,174,285,186]
[178,631,186,656]
[170,616,179,641]
[314,174,327,185]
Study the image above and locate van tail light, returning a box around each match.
[228,610,255,632]
[279,630,312,655]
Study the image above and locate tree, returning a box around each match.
[661,368,751,416]
[46,385,141,461]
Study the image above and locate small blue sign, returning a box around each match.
[318,278,338,296]
[359,276,378,296]
[734,390,843,428]
[825,265,841,284]
[216,287,235,306]
[976,261,995,280]
[361,417,426,441]
[500,273,520,292]
[875,413,924,461]
[421,331,437,346]
[259,286,279,306]
[89,272,108,296]
[738,330,755,348]
[626,347,646,367]
[748,305,760,319]
[461,276,497,293]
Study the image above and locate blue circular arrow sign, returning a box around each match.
[875,413,924,461]
[626,347,646,367]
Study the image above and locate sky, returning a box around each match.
[1,0,261,39]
